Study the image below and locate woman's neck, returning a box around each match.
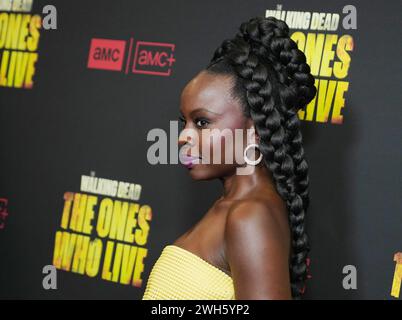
[220,163,276,201]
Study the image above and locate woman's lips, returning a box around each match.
[179,154,201,168]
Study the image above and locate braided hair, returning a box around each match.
[205,16,316,299]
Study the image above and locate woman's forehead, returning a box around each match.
[180,72,239,114]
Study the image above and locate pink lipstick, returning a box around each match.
[180,154,201,169]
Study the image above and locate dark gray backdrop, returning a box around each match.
[0,0,401,299]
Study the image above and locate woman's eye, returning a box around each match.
[195,118,209,128]
[179,116,186,126]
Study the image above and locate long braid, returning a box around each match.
[205,16,317,299]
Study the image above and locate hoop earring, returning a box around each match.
[243,143,263,166]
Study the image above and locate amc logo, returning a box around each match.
[132,41,175,76]
[87,38,126,71]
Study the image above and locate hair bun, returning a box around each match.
[235,16,316,108]
[235,16,289,46]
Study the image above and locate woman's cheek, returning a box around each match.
[198,132,210,163]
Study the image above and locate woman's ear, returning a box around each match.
[245,119,260,144]
[252,125,260,144]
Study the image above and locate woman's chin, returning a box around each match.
[187,167,206,180]
[186,165,213,180]
[186,164,232,181]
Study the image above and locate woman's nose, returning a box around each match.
[178,131,192,148]
[178,128,197,149]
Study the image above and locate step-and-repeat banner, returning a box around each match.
[0,0,401,299]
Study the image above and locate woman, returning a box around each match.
[142,16,316,300]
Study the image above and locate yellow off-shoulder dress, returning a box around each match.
[142,245,235,300]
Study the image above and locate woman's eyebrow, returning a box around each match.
[179,107,222,117]
[187,107,222,116]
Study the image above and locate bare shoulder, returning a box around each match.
[223,198,292,299]
[225,198,289,244]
